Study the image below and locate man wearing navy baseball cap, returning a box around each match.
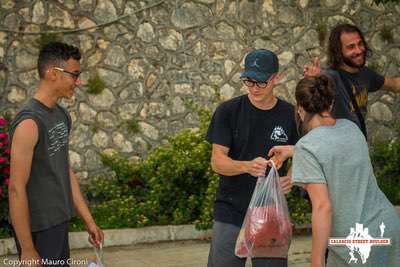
[241,49,279,82]
[206,49,298,267]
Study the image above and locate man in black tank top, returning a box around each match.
[9,42,103,267]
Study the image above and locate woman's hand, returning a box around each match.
[279,175,292,194]
[268,145,294,169]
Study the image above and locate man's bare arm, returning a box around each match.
[211,144,267,177]
[9,119,42,266]
[383,77,400,93]
[70,169,104,246]
[305,183,332,267]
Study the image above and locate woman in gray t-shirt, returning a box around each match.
[269,76,400,267]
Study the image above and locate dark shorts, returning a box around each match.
[14,221,70,267]
[207,221,287,267]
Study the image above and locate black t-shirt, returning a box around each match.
[323,67,384,131]
[206,95,298,226]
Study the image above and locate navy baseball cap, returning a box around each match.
[241,49,279,82]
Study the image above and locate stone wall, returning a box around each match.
[1,0,399,180]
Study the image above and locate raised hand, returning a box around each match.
[303,57,321,77]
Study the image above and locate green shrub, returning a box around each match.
[142,128,213,225]
[193,168,219,230]
[371,137,400,205]
[82,130,215,229]
[286,188,311,225]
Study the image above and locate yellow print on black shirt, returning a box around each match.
[349,84,368,112]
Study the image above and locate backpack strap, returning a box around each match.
[231,96,250,159]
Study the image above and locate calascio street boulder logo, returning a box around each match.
[329,222,391,264]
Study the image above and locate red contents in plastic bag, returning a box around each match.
[242,205,292,257]
[235,165,292,258]
[235,236,249,256]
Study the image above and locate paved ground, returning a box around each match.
[0,235,311,267]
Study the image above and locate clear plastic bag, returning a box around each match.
[235,162,293,258]
[88,244,106,267]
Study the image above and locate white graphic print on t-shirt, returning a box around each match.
[48,122,69,157]
[270,126,288,142]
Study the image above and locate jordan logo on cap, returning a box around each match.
[251,58,260,68]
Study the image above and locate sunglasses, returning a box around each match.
[53,67,81,81]
[242,79,269,88]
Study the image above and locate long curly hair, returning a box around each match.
[328,24,372,70]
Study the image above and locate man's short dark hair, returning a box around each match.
[327,23,371,70]
[38,42,81,79]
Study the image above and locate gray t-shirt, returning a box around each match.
[9,98,74,232]
[323,67,384,131]
[292,119,400,266]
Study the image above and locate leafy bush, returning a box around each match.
[0,117,11,238]
[371,137,400,205]
[77,109,217,230]
[286,188,311,225]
